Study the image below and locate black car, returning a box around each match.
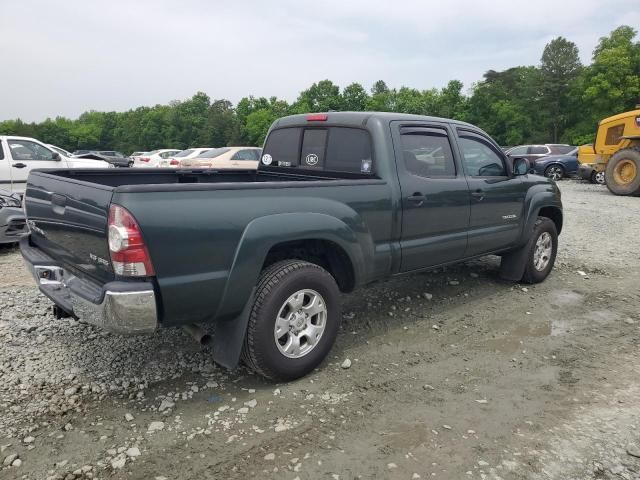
[532,148,579,180]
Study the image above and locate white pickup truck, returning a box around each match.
[0,136,111,193]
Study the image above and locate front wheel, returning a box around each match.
[591,170,606,185]
[521,217,558,284]
[241,260,341,381]
[544,165,565,181]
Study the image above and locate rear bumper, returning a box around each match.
[0,207,29,244]
[20,237,158,334]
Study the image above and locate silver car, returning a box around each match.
[0,190,27,244]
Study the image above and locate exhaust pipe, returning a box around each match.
[182,324,212,346]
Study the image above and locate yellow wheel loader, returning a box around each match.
[578,109,640,195]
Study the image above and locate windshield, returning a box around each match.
[196,147,230,158]
[174,149,195,158]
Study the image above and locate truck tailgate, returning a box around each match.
[24,172,115,284]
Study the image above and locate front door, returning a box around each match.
[455,129,526,257]
[6,138,61,192]
[393,123,471,272]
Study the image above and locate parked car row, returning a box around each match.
[132,146,263,170]
[505,143,579,181]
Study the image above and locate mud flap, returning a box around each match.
[499,243,529,281]
[212,288,255,370]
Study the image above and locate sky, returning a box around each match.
[1,0,638,122]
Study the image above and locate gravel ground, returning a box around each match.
[1,180,639,480]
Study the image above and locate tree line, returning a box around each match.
[1,26,638,152]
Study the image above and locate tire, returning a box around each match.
[544,164,565,181]
[241,260,341,381]
[591,170,606,185]
[521,217,558,284]
[605,148,640,196]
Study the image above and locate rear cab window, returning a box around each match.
[262,127,373,175]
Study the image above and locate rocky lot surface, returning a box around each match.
[1,180,639,480]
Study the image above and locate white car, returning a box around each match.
[0,136,111,194]
[130,151,149,163]
[179,147,262,169]
[158,148,213,167]
[133,149,181,168]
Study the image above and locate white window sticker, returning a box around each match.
[305,153,319,166]
[361,159,372,173]
[261,154,273,165]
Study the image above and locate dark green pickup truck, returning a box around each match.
[21,112,562,380]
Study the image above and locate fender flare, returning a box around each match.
[212,212,369,369]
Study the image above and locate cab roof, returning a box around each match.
[600,109,640,125]
[272,111,477,129]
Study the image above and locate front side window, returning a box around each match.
[400,130,456,177]
[508,146,527,156]
[605,124,625,145]
[459,136,507,176]
[8,140,55,161]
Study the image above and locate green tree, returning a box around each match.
[540,37,582,141]
[341,83,369,111]
[293,80,343,112]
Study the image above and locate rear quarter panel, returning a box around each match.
[113,181,394,327]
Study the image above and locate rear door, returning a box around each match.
[392,122,470,272]
[0,139,11,191]
[5,138,62,192]
[454,129,526,256]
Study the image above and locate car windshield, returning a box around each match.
[196,148,230,158]
[174,149,195,158]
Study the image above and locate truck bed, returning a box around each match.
[49,167,375,190]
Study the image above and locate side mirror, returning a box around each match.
[51,152,61,161]
[513,157,529,175]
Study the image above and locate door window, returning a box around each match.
[8,140,55,161]
[459,136,507,176]
[232,149,261,161]
[528,146,549,155]
[508,146,527,156]
[400,130,456,177]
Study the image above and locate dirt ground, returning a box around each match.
[1,180,639,480]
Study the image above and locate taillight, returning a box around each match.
[141,157,150,162]
[107,204,155,277]
[169,159,179,166]
[306,114,328,121]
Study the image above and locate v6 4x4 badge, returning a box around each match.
[305,154,319,166]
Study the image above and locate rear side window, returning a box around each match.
[262,127,373,173]
[528,146,549,155]
[399,129,456,177]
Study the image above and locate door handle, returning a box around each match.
[12,163,27,169]
[407,193,426,206]
[471,190,485,202]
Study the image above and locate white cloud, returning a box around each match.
[0,0,636,121]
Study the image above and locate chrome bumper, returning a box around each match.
[21,239,158,334]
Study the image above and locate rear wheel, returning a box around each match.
[521,217,558,284]
[605,148,640,195]
[544,164,565,181]
[241,260,341,381]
